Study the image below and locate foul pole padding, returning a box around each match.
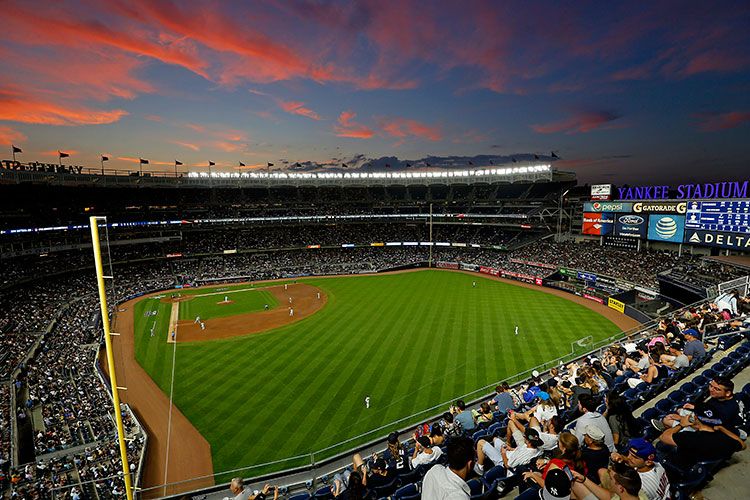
[90,216,134,500]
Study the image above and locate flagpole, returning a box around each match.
[174,162,177,177]
[12,147,16,163]
[101,157,104,176]
[58,152,62,168]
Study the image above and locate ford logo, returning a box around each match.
[619,215,644,225]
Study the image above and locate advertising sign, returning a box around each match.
[583,202,633,213]
[577,271,598,282]
[633,201,687,214]
[591,184,612,200]
[608,297,626,313]
[647,214,685,243]
[614,213,647,238]
[583,293,605,304]
[582,212,614,235]
[684,230,750,250]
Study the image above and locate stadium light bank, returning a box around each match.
[187,165,552,179]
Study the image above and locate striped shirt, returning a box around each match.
[638,463,670,500]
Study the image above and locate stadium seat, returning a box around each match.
[666,390,685,406]
[392,483,420,500]
[486,422,503,436]
[472,430,489,444]
[467,478,485,499]
[655,399,676,416]
[312,486,333,500]
[481,464,507,491]
[288,493,311,500]
[373,477,400,498]
[670,464,708,500]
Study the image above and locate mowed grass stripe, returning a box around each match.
[133,270,623,475]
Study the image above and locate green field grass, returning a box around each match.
[177,288,277,321]
[133,270,622,478]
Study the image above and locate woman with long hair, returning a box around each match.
[604,393,640,448]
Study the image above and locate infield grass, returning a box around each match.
[134,270,622,477]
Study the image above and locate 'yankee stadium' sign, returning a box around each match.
[617,181,748,200]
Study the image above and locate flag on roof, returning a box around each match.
[101,155,109,162]
[239,162,245,167]
[139,158,148,164]
[209,161,215,166]
[175,160,183,166]
[59,151,70,158]
[12,145,22,153]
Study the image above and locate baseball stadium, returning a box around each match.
[2,3,750,500]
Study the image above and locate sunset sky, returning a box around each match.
[1,0,749,183]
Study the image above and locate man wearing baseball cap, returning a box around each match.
[581,425,609,484]
[539,467,573,500]
[604,438,669,500]
[682,329,705,362]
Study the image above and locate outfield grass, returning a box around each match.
[134,270,622,477]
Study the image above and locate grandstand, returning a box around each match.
[1,167,749,500]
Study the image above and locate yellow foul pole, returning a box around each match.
[90,216,134,500]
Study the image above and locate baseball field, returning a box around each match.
[127,269,631,484]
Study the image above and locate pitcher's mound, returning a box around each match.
[217,300,235,305]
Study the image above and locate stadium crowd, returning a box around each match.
[1,223,748,499]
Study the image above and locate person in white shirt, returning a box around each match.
[573,394,616,452]
[411,436,443,468]
[422,436,474,500]
[475,427,544,474]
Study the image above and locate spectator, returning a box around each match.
[411,436,442,468]
[441,411,464,438]
[382,432,410,474]
[572,395,615,452]
[580,426,609,484]
[452,399,475,432]
[606,439,670,500]
[489,382,517,416]
[682,330,706,362]
[475,426,543,475]
[421,435,474,500]
[570,460,644,500]
[603,393,639,449]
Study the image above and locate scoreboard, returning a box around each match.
[686,201,750,234]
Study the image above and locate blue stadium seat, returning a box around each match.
[392,483,420,500]
[655,399,676,416]
[373,477,400,498]
[743,383,750,398]
[667,390,685,406]
[467,478,485,499]
[472,430,489,444]
[312,486,333,500]
[486,422,503,436]
[670,464,707,500]
[288,493,311,500]
[481,464,507,491]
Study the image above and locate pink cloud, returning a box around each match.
[378,117,442,141]
[0,85,128,126]
[144,114,164,122]
[693,111,750,132]
[334,111,375,139]
[277,100,321,120]
[531,111,624,134]
[171,140,200,151]
[0,125,27,145]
